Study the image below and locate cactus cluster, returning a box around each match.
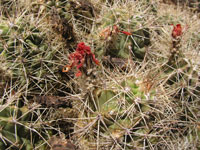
[0,0,98,96]
[1,0,200,149]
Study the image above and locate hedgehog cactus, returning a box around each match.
[44,0,96,33]
[0,104,47,149]
[74,76,156,149]
[0,17,65,96]
[162,24,200,100]
[93,6,151,61]
[69,47,156,149]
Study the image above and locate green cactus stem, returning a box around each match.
[0,105,48,149]
[74,75,156,149]
[93,7,151,61]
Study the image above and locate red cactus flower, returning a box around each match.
[172,24,182,39]
[62,42,100,77]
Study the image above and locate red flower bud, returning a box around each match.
[113,25,132,36]
[172,24,182,39]
[119,30,132,35]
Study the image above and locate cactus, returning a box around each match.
[161,24,200,100]
[0,104,48,149]
[74,75,158,149]
[92,4,151,61]
[44,0,96,34]
[0,0,16,17]
[0,0,98,97]
[1,1,200,150]
[150,21,200,148]
[0,14,69,96]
